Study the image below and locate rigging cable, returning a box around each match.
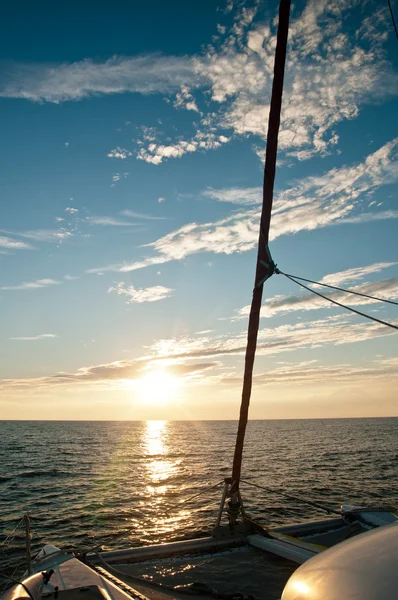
[239,479,340,516]
[276,272,398,306]
[388,0,398,40]
[276,270,398,331]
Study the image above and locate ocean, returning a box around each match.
[0,418,397,578]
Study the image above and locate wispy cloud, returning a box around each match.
[65,207,78,214]
[145,315,396,364]
[0,236,32,250]
[1,279,60,291]
[1,227,74,243]
[64,274,79,281]
[109,282,174,303]
[87,216,136,227]
[21,229,72,241]
[336,210,398,225]
[204,187,262,205]
[10,334,58,341]
[120,210,169,220]
[320,262,397,286]
[88,140,398,274]
[221,357,398,387]
[0,54,198,103]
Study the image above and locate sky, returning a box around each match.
[0,0,397,420]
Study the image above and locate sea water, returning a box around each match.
[1,418,397,577]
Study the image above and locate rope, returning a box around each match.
[162,480,224,518]
[278,272,398,306]
[388,0,398,40]
[180,480,224,505]
[277,270,398,331]
[0,518,24,547]
[240,479,340,516]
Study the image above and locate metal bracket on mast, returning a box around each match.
[214,478,244,530]
[214,478,231,529]
[257,244,277,287]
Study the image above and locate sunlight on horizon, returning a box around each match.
[135,369,182,406]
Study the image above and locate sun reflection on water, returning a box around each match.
[144,420,177,485]
[145,420,167,456]
[142,420,192,539]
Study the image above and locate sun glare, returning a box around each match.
[137,369,181,405]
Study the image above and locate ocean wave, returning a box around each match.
[17,468,68,479]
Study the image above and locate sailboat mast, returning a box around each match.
[231,0,291,492]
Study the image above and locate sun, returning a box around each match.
[136,369,181,405]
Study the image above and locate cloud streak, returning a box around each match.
[221,358,398,387]
[0,236,32,250]
[204,187,262,205]
[146,315,396,364]
[320,262,397,287]
[87,216,136,227]
[10,334,58,341]
[0,55,198,103]
[1,279,60,291]
[1,228,74,243]
[109,282,174,303]
[120,210,169,221]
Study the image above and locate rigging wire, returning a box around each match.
[0,518,24,547]
[180,480,224,505]
[277,271,398,306]
[240,479,340,516]
[277,270,398,331]
[388,0,398,40]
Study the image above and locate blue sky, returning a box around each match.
[0,0,397,420]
